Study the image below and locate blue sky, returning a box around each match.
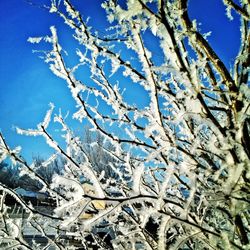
[0,0,240,162]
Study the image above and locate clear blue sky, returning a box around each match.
[0,0,240,162]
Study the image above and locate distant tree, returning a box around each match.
[0,157,64,192]
[34,156,64,185]
[0,162,19,188]
[82,127,117,178]
[0,0,249,249]
[14,156,64,192]
[81,127,132,190]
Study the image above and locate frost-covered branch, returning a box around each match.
[0,0,249,248]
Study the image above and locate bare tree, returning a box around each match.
[0,0,249,249]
